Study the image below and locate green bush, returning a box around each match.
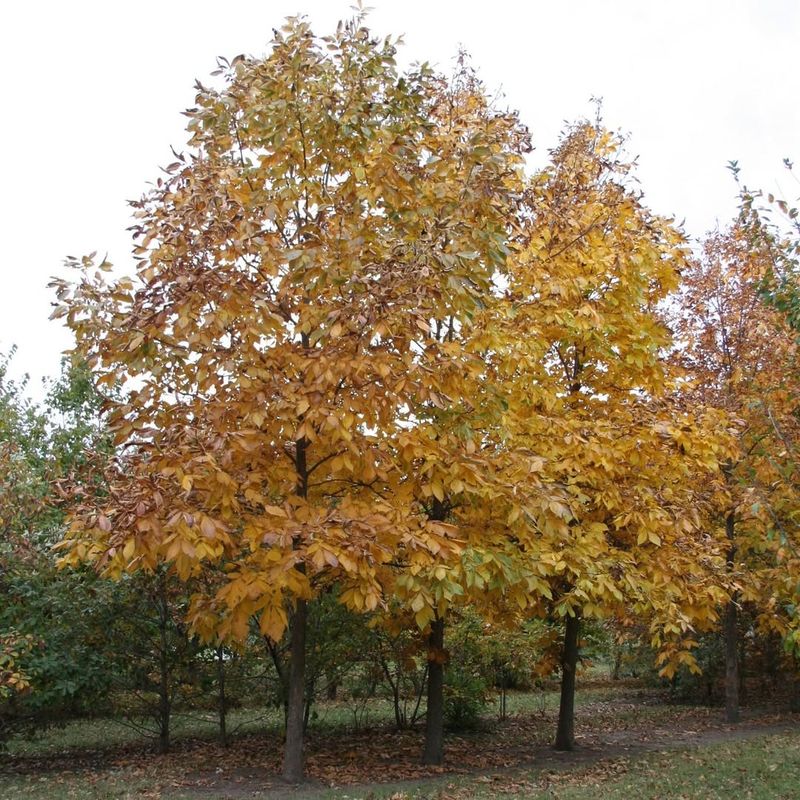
[444,660,488,730]
[443,611,490,730]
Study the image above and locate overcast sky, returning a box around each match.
[2,0,798,397]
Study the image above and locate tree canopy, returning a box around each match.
[30,11,800,782]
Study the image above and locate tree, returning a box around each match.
[502,122,728,749]
[0,352,44,713]
[737,159,800,330]
[52,14,548,780]
[673,217,800,722]
[370,61,566,764]
[0,354,126,742]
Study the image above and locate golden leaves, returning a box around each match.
[259,605,288,642]
[263,505,288,518]
[671,219,800,639]
[50,18,771,669]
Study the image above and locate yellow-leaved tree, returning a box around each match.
[501,122,730,750]
[367,62,571,765]
[672,216,800,722]
[51,16,557,780]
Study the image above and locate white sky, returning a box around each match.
[1,0,798,397]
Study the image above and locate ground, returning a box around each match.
[2,683,799,799]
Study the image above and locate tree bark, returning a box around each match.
[216,645,228,747]
[724,512,739,724]
[423,616,445,765]
[326,676,338,701]
[282,599,308,782]
[555,612,580,751]
[282,397,310,782]
[738,627,746,705]
[612,647,622,681]
[499,668,508,721]
[156,572,171,755]
[379,653,404,729]
[303,678,315,733]
[764,631,779,687]
[724,599,739,722]
[790,674,800,713]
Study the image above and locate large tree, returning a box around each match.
[52,15,550,780]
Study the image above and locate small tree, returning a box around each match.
[503,122,729,749]
[673,217,800,722]
[0,354,124,742]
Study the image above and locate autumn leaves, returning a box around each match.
[50,15,798,782]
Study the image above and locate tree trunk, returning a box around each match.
[555,612,580,751]
[282,403,310,782]
[412,664,428,727]
[380,654,404,729]
[423,616,445,765]
[764,632,779,687]
[326,677,338,701]
[612,647,622,681]
[499,668,508,721]
[724,512,739,724]
[282,599,308,783]
[156,573,171,755]
[216,645,228,747]
[265,638,289,724]
[303,678,315,733]
[738,627,746,705]
[724,599,739,722]
[157,676,170,754]
[790,674,800,713]
[393,683,403,728]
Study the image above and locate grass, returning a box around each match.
[5,729,797,799]
[3,661,628,759]
[3,706,280,756]
[2,688,578,758]
[501,682,649,714]
[553,735,800,800]
[4,697,419,757]
[476,731,800,800]
[297,732,800,800]
[0,771,161,800]
[3,680,796,800]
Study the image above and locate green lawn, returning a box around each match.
[3,698,430,761]
[3,681,798,800]
[312,732,800,800]
[3,730,799,799]
[541,734,800,800]
[2,683,639,758]
[3,706,278,756]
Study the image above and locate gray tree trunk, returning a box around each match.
[555,613,580,751]
[282,599,308,782]
[423,617,445,765]
[724,512,739,724]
